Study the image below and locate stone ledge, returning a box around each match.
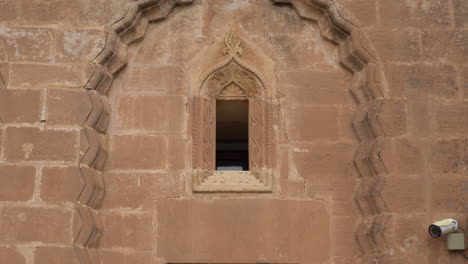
[155,198,329,263]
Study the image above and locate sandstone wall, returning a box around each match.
[0,0,466,264]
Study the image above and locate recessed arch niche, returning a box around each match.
[81,0,393,263]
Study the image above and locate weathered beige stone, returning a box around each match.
[422,30,468,64]
[367,29,421,62]
[47,88,92,126]
[116,95,185,132]
[40,166,84,203]
[431,138,467,174]
[155,199,330,263]
[0,89,41,123]
[0,205,72,243]
[382,175,426,213]
[341,0,377,26]
[380,0,451,27]
[395,138,424,174]
[278,70,350,105]
[0,247,26,264]
[453,0,468,28]
[386,64,458,98]
[292,142,354,176]
[99,249,152,264]
[436,102,468,134]
[124,65,184,92]
[10,64,87,88]
[54,30,104,63]
[431,177,468,213]
[102,172,180,209]
[0,28,55,63]
[100,212,153,250]
[4,127,79,162]
[0,165,35,201]
[285,106,339,140]
[107,134,166,170]
[35,246,79,264]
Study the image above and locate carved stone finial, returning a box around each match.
[223,31,243,57]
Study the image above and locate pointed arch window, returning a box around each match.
[191,32,275,192]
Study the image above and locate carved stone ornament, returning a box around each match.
[191,31,275,192]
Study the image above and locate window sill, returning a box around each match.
[192,169,273,193]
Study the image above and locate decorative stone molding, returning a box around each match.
[74,1,194,263]
[191,32,275,192]
[272,0,392,262]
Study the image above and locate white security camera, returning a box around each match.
[428,219,458,238]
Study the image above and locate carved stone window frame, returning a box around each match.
[191,32,275,192]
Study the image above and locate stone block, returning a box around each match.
[265,2,305,34]
[386,64,458,98]
[54,30,104,63]
[279,179,306,198]
[395,138,424,174]
[155,199,330,263]
[436,103,468,134]
[99,249,152,264]
[47,88,92,126]
[107,134,166,170]
[380,0,451,28]
[40,166,84,203]
[278,70,350,105]
[406,94,432,137]
[0,247,26,264]
[35,246,79,264]
[100,212,153,250]
[4,127,79,162]
[431,177,468,213]
[383,214,427,256]
[0,165,35,201]
[453,0,468,28]
[202,0,262,36]
[0,205,72,243]
[132,32,206,65]
[102,172,180,209]
[116,95,185,133]
[77,0,128,27]
[0,28,55,63]
[331,216,361,257]
[431,138,467,174]
[0,0,124,27]
[285,106,339,141]
[382,175,425,213]
[338,106,356,140]
[377,99,407,136]
[0,89,41,123]
[367,29,421,62]
[331,178,359,216]
[0,62,9,88]
[422,30,468,64]
[269,33,340,71]
[10,63,87,88]
[124,64,184,92]
[0,0,79,26]
[462,66,468,100]
[292,142,354,176]
[341,0,377,26]
[167,136,186,171]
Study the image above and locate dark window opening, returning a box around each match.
[216,100,249,171]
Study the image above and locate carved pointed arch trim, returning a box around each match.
[191,32,275,193]
[199,32,270,99]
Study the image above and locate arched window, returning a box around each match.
[191,32,274,192]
